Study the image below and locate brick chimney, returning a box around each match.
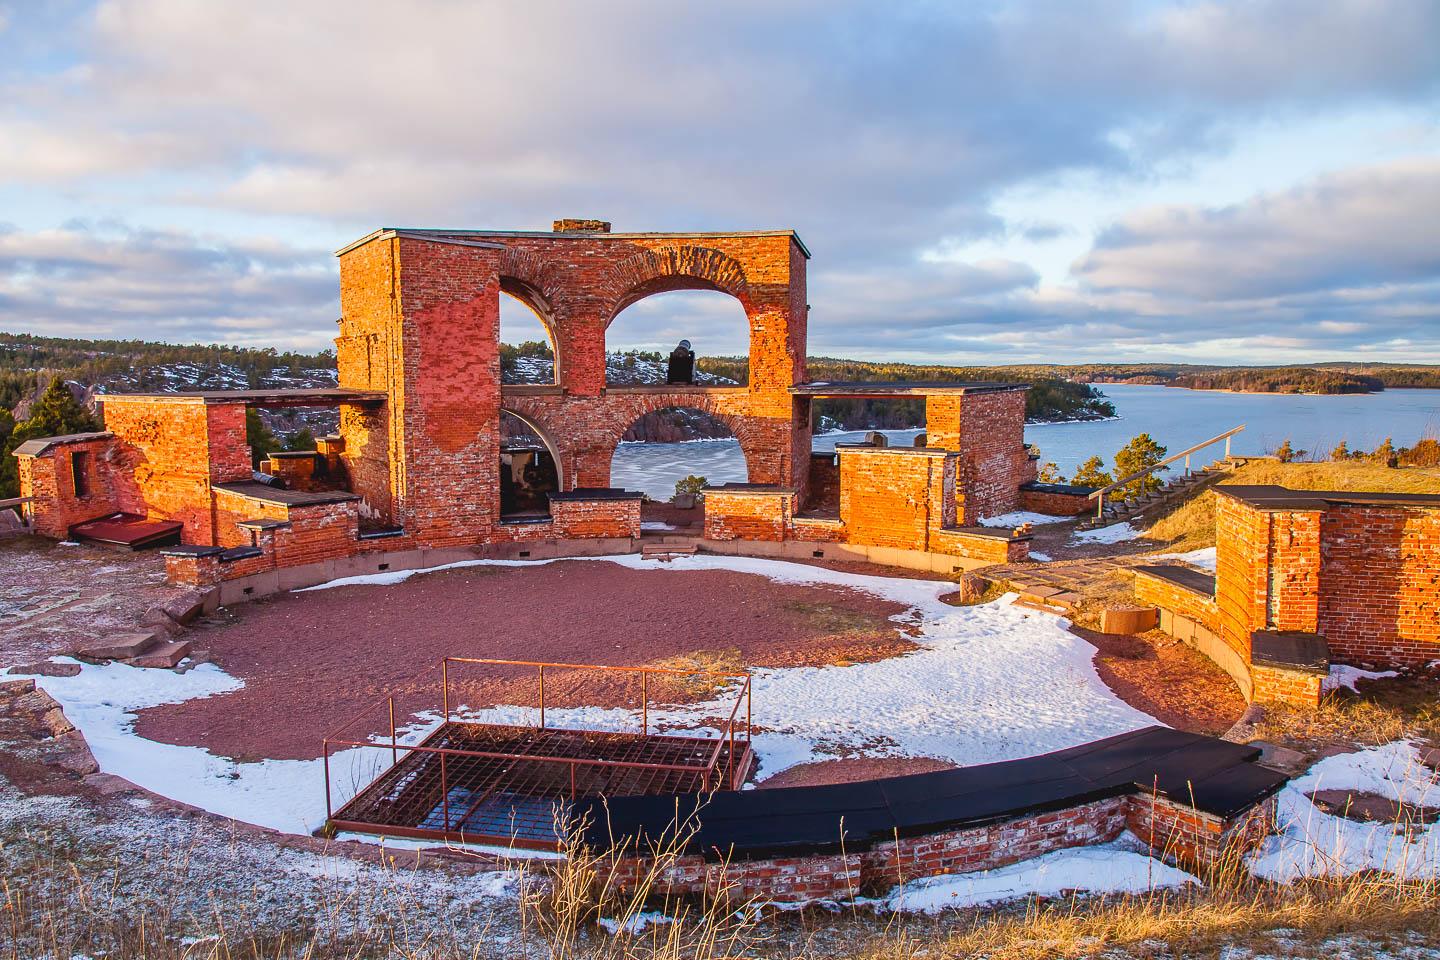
[552,218,611,233]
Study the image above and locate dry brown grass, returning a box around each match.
[1254,673,1440,752]
[848,877,1440,960]
[1145,459,1440,549]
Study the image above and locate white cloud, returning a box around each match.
[1074,158,1440,300]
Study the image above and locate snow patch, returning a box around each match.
[978,511,1072,529]
[1249,742,1440,881]
[1322,664,1400,694]
[865,841,1197,913]
[1146,546,1216,572]
[1071,522,1141,544]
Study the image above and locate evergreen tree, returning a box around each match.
[1070,455,1113,489]
[246,408,281,468]
[1371,437,1397,467]
[1330,440,1350,461]
[0,377,101,498]
[1113,433,1169,499]
[284,427,316,452]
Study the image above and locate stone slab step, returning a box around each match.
[126,640,192,669]
[1012,597,1072,617]
[77,632,160,662]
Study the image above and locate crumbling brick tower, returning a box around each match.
[334,222,811,545]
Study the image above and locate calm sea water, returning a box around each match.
[611,385,1440,499]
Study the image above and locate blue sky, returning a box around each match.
[1,0,1438,365]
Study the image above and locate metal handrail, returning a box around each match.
[0,496,34,530]
[1086,425,1245,518]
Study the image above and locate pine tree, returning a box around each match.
[1070,455,1113,489]
[1371,437,1397,467]
[1113,433,1169,499]
[285,427,316,452]
[1036,461,1064,484]
[246,408,281,468]
[0,377,101,498]
[1330,440,1350,461]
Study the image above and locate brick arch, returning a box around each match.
[593,395,764,490]
[600,244,753,322]
[498,248,566,383]
[500,407,569,493]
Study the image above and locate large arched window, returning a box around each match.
[610,405,748,534]
[500,288,558,385]
[498,409,562,519]
[604,290,749,387]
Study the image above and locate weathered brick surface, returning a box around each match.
[15,436,119,537]
[1214,492,1439,671]
[704,490,795,542]
[1318,504,1440,665]
[608,798,1146,902]
[1134,571,1220,634]
[1250,663,1324,707]
[21,224,1043,584]
[1126,793,1275,868]
[839,448,955,551]
[1018,486,1094,516]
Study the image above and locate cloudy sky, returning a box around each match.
[1,0,1438,365]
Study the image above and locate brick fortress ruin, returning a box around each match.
[15,220,1075,595]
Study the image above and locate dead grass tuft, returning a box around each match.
[1255,672,1440,751]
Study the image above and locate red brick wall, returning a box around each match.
[1133,572,1220,634]
[924,391,1030,524]
[705,490,795,542]
[550,497,641,539]
[1126,793,1275,867]
[335,229,812,542]
[1215,493,1439,670]
[98,398,250,545]
[610,798,1140,903]
[15,437,120,537]
[1319,505,1440,666]
[1215,495,1272,663]
[838,448,954,552]
[1250,663,1325,707]
[336,235,399,525]
[806,453,840,511]
[1019,487,1094,517]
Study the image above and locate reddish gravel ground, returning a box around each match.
[133,560,915,761]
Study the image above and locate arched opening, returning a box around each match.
[610,405,748,534]
[500,282,558,385]
[604,289,750,387]
[499,409,562,520]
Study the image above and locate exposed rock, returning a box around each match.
[76,631,159,661]
[127,639,192,669]
[0,678,98,780]
[7,660,82,677]
[161,589,208,625]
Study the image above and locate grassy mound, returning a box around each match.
[1146,459,1440,549]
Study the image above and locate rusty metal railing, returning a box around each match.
[321,658,753,847]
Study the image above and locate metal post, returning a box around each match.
[570,761,577,799]
[1096,492,1104,518]
[442,658,449,723]
[641,671,648,735]
[538,665,545,729]
[442,752,450,830]
[323,741,332,821]
[389,696,397,765]
[1225,435,1232,458]
[1185,453,1191,476]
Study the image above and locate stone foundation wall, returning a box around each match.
[605,792,1270,903]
